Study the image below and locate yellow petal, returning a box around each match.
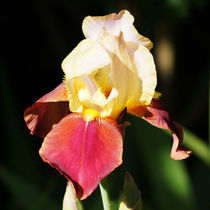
[99,30,156,118]
[82,10,153,50]
[92,88,107,107]
[98,31,129,118]
[65,78,85,113]
[91,65,112,98]
[66,75,108,114]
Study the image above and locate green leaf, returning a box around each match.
[182,127,210,167]
[126,115,197,210]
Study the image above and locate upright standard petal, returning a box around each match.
[62,23,157,119]
[82,10,153,50]
[132,44,157,105]
[128,99,191,160]
[24,83,69,138]
[62,39,110,80]
[99,31,156,118]
[39,113,123,199]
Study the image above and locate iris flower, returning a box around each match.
[24,10,191,200]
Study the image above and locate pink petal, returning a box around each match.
[24,83,69,138]
[128,99,191,160]
[38,82,68,102]
[39,113,123,199]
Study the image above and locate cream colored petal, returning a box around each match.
[63,22,156,118]
[65,79,84,113]
[69,94,84,113]
[99,30,156,117]
[78,88,91,102]
[98,31,131,119]
[82,10,153,50]
[62,39,110,80]
[80,75,97,96]
[92,88,107,107]
[101,88,119,118]
[116,36,143,108]
[133,44,157,105]
[77,75,108,108]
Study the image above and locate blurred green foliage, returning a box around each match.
[0,0,209,209]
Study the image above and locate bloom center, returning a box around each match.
[83,109,100,121]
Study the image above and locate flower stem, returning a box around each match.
[99,179,112,210]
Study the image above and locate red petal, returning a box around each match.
[24,83,69,138]
[128,99,191,160]
[39,113,123,199]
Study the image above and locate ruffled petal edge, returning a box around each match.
[127,99,191,160]
[82,10,153,50]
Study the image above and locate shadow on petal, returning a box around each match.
[24,102,69,138]
[24,83,69,138]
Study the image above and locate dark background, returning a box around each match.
[1,0,209,209]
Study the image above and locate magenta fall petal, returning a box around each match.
[39,113,123,199]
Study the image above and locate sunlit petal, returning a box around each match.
[39,113,123,199]
[62,39,110,80]
[133,44,157,105]
[82,10,153,50]
[98,30,156,118]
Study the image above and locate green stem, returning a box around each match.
[99,179,112,210]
